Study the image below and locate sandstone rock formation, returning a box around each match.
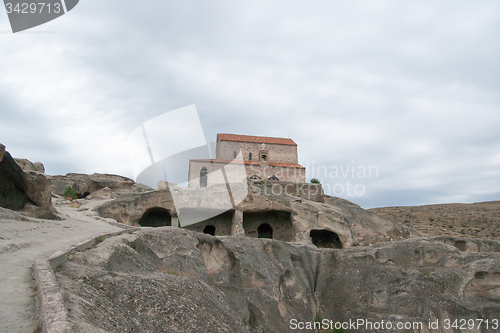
[14,158,45,173]
[56,228,500,333]
[95,182,417,248]
[0,144,52,218]
[50,173,150,197]
[86,187,116,200]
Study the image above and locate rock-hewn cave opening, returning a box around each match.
[182,209,233,236]
[454,240,467,252]
[203,225,216,236]
[137,207,172,227]
[243,210,294,241]
[257,223,273,239]
[310,229,343,249]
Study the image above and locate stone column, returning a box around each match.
[171,216,179,228]
[231,210,245,236]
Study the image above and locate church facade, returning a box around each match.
[188,134,305,187]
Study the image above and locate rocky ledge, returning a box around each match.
[95,182,419,248]
[56,228,500,333]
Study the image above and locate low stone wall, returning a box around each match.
[248,180,324,202]
[33,227,138,333]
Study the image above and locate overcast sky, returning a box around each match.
[1,0,499,208]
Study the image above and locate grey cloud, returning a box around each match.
[1,0,499,207]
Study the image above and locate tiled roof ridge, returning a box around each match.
[190,159,305,169]
[217,133,297,146]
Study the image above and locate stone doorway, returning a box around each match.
[257,223,273,238]
[203,225,216,236]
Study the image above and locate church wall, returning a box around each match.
[188,160,227,188]
[189,160,305,187]
[245,164,305,182]
[216,141,298,164]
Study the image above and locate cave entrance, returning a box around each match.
[243,210,294,241]
[454,240,467,252]
[203,225,216,236]
[138,207,172,227]
[310,229,342,249]
[181,209,233,236]
[257,223,273,239]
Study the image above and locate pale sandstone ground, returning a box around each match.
[369,201,500,240]
[57,227,500,332]
[0,197,122,333]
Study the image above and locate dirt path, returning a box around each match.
[0,198,123,333]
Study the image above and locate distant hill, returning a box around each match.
[369,201,500,240]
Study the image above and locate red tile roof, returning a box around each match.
[190,159,305,169]
[191,159,259,166]
[269,162,305,169]
[217,134,297,146]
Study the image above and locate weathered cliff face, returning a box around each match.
[315,237,500,331]
[56,228,500,333]
[0,144,52,218]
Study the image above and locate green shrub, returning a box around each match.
[310,178,320,184]
[94,235,106,245]
[63,186,79,200]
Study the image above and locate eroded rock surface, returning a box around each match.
[56,228,500,333]
[0,144,52,218]
[316,237,500,330]
[50,173,152,198]
[96,183,418,248]
[14,158,45,173]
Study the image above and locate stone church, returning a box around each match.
[188,134,305,187]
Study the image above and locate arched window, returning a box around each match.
[249,175,261,180]
[258,223,273,239]
[200,167,208,187]
[249,152,252,160]
[203,225,216,236]
[268,175,279,181]
[261,154,267,161]
[234,151,237,159]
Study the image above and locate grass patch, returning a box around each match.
[94,235,107,245]
[159,266,179,275]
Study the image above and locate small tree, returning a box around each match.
[310,178,320,184]
[63,185,79,200]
